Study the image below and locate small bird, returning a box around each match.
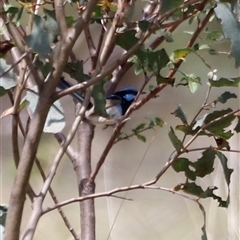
[58,78,138,125]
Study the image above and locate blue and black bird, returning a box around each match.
[58,78,138,124]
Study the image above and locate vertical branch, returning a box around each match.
[76,116,96,240]
[4,97,52,240]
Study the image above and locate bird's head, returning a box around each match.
[106,87,138,115]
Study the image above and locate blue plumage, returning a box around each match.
[58,78,138,124]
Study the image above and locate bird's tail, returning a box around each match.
[58,77,85,103]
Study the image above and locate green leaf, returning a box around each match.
[187,74,201,93]
[172,105,188,125]
[136,134,146,143]
[214,152,232,208]
[215,151,233,185]
[204,29,224,41]
[3,4,19,15]
[176,125,211,137]
[215,3,240,67]
[0,87,7,97]
[234,116,240,133]
[193,109,235,139]
[209,77,240,87]
[93,6,103,20]
[172,158,196,180]
[217,91,237,103]
[134,123,146,132]
[171,48,193,62]
[193,148,215,177]
[204,108,235,139]
[160,0,182,16]
[176,182,205,197]
[168,127,183,152]
[198,203,207,240]
[0,205,8,227]
[92,79,108,117]
[148,117,164,128]
[176,182,226,206]
[0,59,17,93]
[136,48,170,76]
[156,76,174,85]
[116,30,138,50]
[25,14,53,61]
[177,72,201,93]
[214,137,230,150]
[24,86,65,133]
[64,61,90,82]
[37,61,53,78]
[65,15,75,27]
[138,20,150,32]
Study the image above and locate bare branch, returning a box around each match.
[54,0,68,38]
[22,114,84,240]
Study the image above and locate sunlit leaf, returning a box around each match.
[198,44,210,50]
[171,48,193,61]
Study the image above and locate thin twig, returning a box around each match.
[0,51,30,78]
[84,26,97,70]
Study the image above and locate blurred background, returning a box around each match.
[1,2,240,240]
